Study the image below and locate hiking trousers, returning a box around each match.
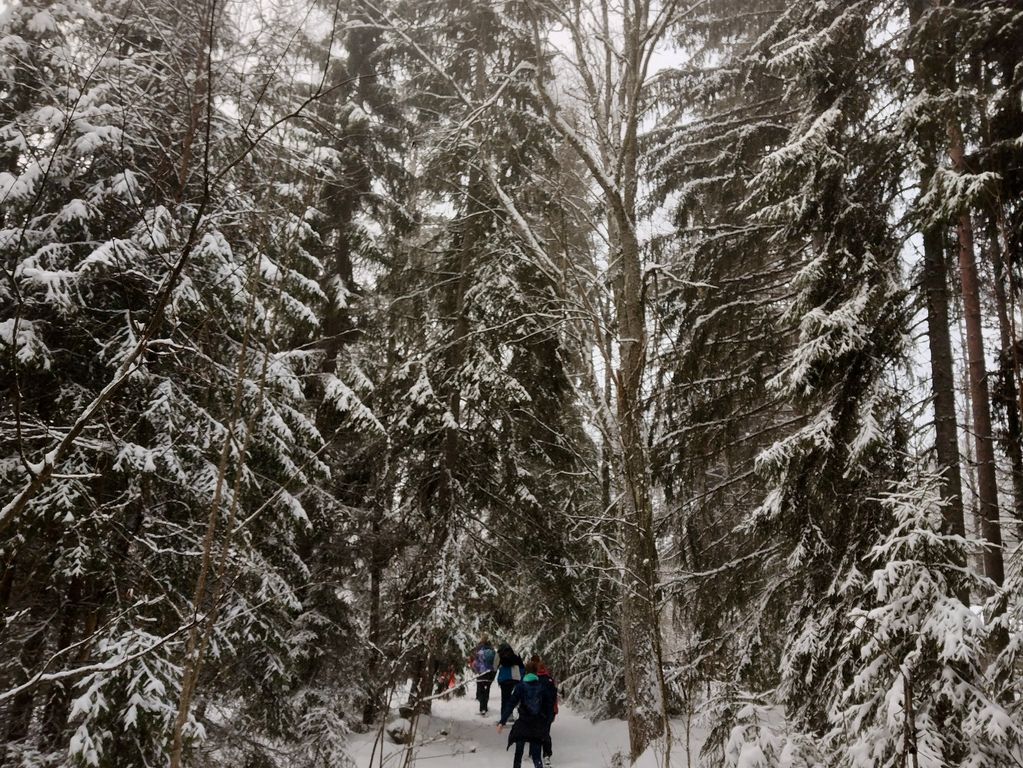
[512,739,543,768]
[476,672,495,713]
[499,679,517,717]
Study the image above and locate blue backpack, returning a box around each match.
[475,646,496,672]
[520,682,543,717]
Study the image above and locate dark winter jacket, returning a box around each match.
[496,644,525,683]
[499,676,556,748]
[537,664,559,718]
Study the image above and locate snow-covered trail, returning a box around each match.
[346,692,707,768]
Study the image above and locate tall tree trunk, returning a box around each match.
[606,3,671,759]
[909,0,966,542]
[614,7,670,755]
[957,307,986,577]
[987,217,1023,531]
[922,227,966,539]
[976,42,1023,537]
[610,218,669,761]
[529,0,673,755]
[948,120,1005,587]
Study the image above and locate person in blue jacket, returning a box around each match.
[495,642,525,719]
[496,660,556,768]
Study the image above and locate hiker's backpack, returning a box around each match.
[475,646,495,672]
[520,683,543,718]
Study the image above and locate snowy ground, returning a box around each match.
[347,692,708,768]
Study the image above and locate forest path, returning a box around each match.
[346,691,707,767]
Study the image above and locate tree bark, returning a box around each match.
[986,217,1023,532]
[922,228,966,539]
[612,222,670,760]
[613,5,671,756]
[536,0,672,756]
[0,555,14,613]
[909,0,966,543]
[948,120,1005,587]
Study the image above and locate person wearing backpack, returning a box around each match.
[468,635,497,715]
[496,642,525,720]
[530,654,558,767]
[496,661,555,768]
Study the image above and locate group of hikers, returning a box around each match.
[468,635,558,768]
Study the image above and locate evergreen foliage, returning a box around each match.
[2,0,1023,765]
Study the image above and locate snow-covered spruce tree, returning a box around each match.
[317,0,612,724]
[645,0,798,698]
[827,476,1023,767]
[0,2,215,760]
[349,0,542,713]
[679,0,911,760]
[0,1,361,764]
[646,0,1023,763]
[278,1,417,727]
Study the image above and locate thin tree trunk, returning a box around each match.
[168,252,265,768]
[1,624,46,766]
[998,204,1023,543]
[176,0,217,201]
[0,555,14,612]
[614,5,670,754]
[40,578,81,748]
[957,305,986,578]
[362,519,383,724]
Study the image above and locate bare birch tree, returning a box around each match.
[522,0,688,759]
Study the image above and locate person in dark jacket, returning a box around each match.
[468,635,497,715]
[530,654,558,767]
[495,642,525,720]
[497,661,555,768]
